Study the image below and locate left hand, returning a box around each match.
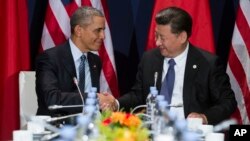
[187,112,208,124]
[97,92,117,111]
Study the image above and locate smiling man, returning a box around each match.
[36,6,104,117]
[98,6,237,125]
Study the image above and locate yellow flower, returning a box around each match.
[115,129,136,141]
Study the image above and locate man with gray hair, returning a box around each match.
[36,6,104,116]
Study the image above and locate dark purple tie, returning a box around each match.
[79,55,86,93]
[160,59,176,104]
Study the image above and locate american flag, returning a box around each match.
[41,0,119,98]
[227,0,250,124]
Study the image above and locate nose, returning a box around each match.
[155,37,162,47]
[100,30,105,39]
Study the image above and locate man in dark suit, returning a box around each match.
[98,7,237,125]
[36,6,104,116]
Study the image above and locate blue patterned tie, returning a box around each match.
[79,55,86,93]
[160,59,176,104]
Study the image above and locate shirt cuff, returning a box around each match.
[115,99,120,111]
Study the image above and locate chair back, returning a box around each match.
[19,71,37,128]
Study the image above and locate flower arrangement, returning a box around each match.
[97,111,149,141]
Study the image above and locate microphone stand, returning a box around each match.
[154,72,158,87]
[73,77,84,105]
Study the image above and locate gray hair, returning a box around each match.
[70,6,104,33]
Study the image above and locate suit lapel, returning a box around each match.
[152,49,164,91]
[59,41,77,78]
[183,45,200,116]
[87,52,99,90]
[59,43,100,90]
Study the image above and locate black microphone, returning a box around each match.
[41,132,60,141]
[154,72,158,87]
[73,77,84,105]
[167,103,183,108]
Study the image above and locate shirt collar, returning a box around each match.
[69,39,87,62]
[164,42,189,66]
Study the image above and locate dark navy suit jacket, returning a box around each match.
[35,41,101,116]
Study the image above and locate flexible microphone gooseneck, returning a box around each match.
[46,113,83,122]
[167,103,183,108]
[48,105,84,110]
[73,77,84,105]
[154,72,158,87]
[48,77,85,112]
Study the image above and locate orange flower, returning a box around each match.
[123,114,141,127]
[98,111,149,141]
[111,112,126,124]
[110,112,141,127]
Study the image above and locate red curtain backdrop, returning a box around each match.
[0,0,30,140]
[146,0,215,53]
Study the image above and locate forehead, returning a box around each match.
[88,16,105,27]
[155,24,172,34]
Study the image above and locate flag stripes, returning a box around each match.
[49,0,71,37]
[227,66,249,123]
[236,9,250,52]
[44,5,67,45]
[227,0,250,124]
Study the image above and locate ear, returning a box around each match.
[178,31,188,44]
[74,25,82,37]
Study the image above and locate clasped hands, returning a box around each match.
[97,92,118,111]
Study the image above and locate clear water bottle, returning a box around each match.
[146,86,158,123]
[84,105,99,141]
[76,115,91,140]
[88,87,100,112]
[155,95,165,115]
[90,87,97,93]
[154,101,177,141]
[154,101,168,134]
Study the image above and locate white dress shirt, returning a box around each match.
[69,39,92,93]
[161,43,189,120]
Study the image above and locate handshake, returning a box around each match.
[97,92,118,111]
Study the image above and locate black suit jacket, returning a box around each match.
[35,41,102,116]
[118,44,237,125]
